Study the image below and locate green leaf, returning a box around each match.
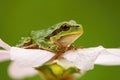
[36,65,56,80]
[63,67,80,78]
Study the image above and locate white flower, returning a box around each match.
[0,39,38,79]
[0,38,120,79]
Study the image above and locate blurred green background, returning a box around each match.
[0,0,120,80]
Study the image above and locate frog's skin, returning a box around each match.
[18,20,83,58]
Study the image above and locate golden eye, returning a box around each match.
[61,24,70,31]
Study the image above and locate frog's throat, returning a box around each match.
[54,34,81,48]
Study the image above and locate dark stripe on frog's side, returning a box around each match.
[45,29,62,39]
[45,23,71,39]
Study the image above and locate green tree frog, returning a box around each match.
[18,20,83,59]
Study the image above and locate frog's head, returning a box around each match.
[45,20,83,47]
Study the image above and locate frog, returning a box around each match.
[17,20,83,58]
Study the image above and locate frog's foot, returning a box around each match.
[67,45,83,51]
[67,45,77,51]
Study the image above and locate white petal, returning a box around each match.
[0,50,10,62]
[10,47,55,67]
[63,46,105,72]
[95,48,120,65]
[0,39,11,50]
[8,61,38,79]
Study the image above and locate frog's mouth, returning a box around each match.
[55,34,81,47]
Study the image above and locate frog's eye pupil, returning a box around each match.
[61,24,70,31]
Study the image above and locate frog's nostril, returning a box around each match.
[75,25,80,27]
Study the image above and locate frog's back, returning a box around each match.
[31,29,47,40]
[31,23,62,40]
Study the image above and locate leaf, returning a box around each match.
[63,67,80,78]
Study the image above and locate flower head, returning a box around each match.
[0,38,120,80]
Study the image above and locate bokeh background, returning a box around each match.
[0,0,120,80]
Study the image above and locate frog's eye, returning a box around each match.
[61,24,70,31]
